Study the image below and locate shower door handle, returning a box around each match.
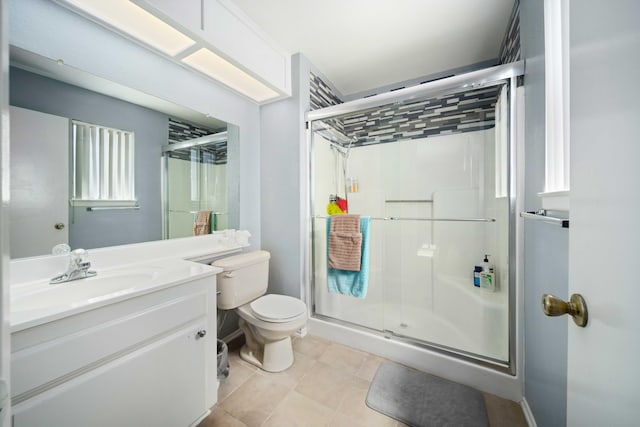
[542,293,588,327]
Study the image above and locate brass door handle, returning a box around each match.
[542,293,588,327]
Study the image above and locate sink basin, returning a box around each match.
[10,259,219,331]
[11,268,160,313]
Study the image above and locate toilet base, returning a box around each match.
[238,316,295,372]
[239,336,294,372]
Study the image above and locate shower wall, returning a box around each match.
[313,127,509,361]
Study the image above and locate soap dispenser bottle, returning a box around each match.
[480,254,496,291]
[482,254,492,272]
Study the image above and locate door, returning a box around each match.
[1,0,11,424]
[567,1,640,425]
[9,106,69,258]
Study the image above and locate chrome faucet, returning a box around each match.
[50,249,97,284]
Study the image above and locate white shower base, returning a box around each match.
[315,274,509,362]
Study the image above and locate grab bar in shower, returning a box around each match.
[385,199,433,203]
[313,215,495,223]
[168,210,227,215]
[520,210,569,228]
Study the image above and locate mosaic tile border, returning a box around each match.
[166,143,227,165]
[167,118,226,164]
[310,72,343,111]
[500,0,521,64]
[168,118,216,144]
[310,73,501,147]
[342,86,499,147]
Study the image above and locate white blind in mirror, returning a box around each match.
[71,120,136,205]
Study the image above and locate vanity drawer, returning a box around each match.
[12,289,208,400]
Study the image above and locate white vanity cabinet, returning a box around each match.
[10,274,218,427]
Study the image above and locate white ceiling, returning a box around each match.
[229,0,515,97]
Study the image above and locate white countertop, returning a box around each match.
[9,232,251,332]
[10,258,221,333]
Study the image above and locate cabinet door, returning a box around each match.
[13,322,208,427]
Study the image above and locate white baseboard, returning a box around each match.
[521,398,538,427]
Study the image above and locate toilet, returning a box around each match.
[212,251,307,372]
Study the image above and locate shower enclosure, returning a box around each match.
[307,63,522,372]
[162,131,228,239]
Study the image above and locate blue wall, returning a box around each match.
[259,54,310,299]
[520,1,568,425]
[10,67,167,249]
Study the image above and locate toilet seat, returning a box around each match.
[249,294,306,323]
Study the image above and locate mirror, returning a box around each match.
[9,53,240,259]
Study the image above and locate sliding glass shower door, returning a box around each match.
[162,133,228,239]
[310,82,512,366]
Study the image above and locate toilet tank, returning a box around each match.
[212,250,270,310]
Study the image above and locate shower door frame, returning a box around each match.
[160,131,228,240]
[305,61,524,375]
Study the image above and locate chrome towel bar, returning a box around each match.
[313,215,495,223]
[384,199,433,203]
[86,206,140,211]
[520,210,569,228]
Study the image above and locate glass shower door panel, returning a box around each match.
[311,125,384,331]
[165,143,229,238]
[380,203,435,340]
[200,161,228,230]
[379,210,509,362]
[430,191,509,362]
[312,218,386,332]
[166,155,197,239]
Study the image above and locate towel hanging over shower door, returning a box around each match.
[327,215,371,298]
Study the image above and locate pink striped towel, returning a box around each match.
[329,214,362,271]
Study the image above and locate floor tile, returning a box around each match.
[220,372,291,427]
[335,380,396,427]
[258,350,317,385]
[199,335,528,427]
[356,354,386,382]
[262,390,335,427]
[200,407,248,427]
[294,360,357,409]
[218,352,258,402]
[292,334,330,359]
[317,342,368,376]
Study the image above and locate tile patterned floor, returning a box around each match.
[198,335,528,427]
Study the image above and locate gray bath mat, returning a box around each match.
[366,362,488,427]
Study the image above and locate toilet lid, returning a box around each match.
[250,294,307,323]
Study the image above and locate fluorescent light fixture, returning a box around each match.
[182,48,280,103]
[64,0,196,56]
